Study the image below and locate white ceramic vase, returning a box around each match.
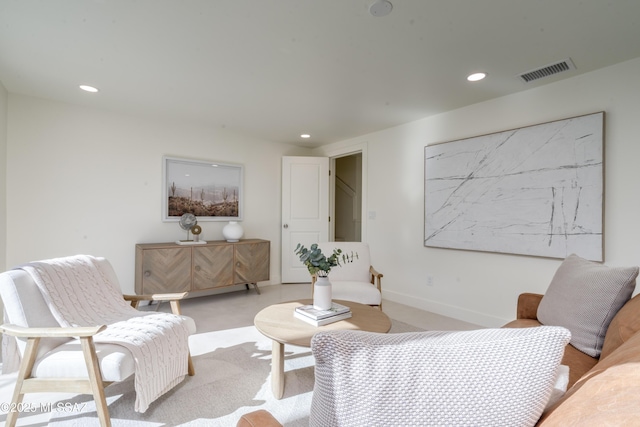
[313,276,332,310]
[222,221,244,242]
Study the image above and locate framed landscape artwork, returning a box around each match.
[163,156,243,222]
[424,112,604,261]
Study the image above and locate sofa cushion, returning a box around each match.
[538,331,640,426]
[537,254,638,358]
[311,326,571,427]
[599,293,640,359]
[540,365,640,426]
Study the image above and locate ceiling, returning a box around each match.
[1,1,640,147]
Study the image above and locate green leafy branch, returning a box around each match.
[294,243,358,277]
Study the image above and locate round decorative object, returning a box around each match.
[222,221,244,242]
[178,213,197,231]
[313,276,332,310]
[191,225,202,235]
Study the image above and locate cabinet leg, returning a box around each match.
[245,283,261,294]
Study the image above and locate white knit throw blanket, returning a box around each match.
[20,255,190,413]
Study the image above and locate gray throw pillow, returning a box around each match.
[537,254,638,358]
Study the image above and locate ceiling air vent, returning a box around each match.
[518,58,576,83]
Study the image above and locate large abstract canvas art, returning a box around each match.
[424,112,604,261]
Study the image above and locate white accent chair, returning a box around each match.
[313,242,383,309]
[0,257,196,427]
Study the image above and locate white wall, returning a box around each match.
[6,58,640,325]
[0,81,7,272]
[6,94,311,292]
[316,57,640,327]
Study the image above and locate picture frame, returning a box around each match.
[162,156,244,222]
[424,112,604,261]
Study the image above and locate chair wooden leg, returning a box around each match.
[187,353,195,376]
[80,336,111,427]
[5,337,40,427]
[170,300,182,315]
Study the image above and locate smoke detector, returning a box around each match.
[370,0,393,17]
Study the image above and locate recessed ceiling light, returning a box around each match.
[79,84,99,93]
[301,134,311,139]
[467,72,487,82]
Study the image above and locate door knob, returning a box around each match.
[283,224,289,229]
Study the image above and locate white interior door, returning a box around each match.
[281,156,329,283]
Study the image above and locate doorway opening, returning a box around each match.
[332,152,362,242]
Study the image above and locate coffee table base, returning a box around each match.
[272,340,285,399]
[254,299,391,399]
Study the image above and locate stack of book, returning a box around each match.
[294,302,352,326]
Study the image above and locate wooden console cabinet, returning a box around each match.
[135,239,270,295]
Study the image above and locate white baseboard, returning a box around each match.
[383,290,509,328]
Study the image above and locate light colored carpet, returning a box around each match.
[48,320,422,426]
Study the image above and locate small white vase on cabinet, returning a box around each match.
[313,276,332,310]
[222,221,244,242]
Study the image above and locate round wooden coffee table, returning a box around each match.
[254,299,391,399]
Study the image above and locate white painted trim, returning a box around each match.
[316,142,368,242]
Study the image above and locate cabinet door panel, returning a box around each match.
[140,247,191,294]
[235,242,270,284]
[193,245,234,289]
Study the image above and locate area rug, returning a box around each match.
[48,320,422,426]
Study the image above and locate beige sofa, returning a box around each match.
[238,291,640,426]
[505,292,640,425]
